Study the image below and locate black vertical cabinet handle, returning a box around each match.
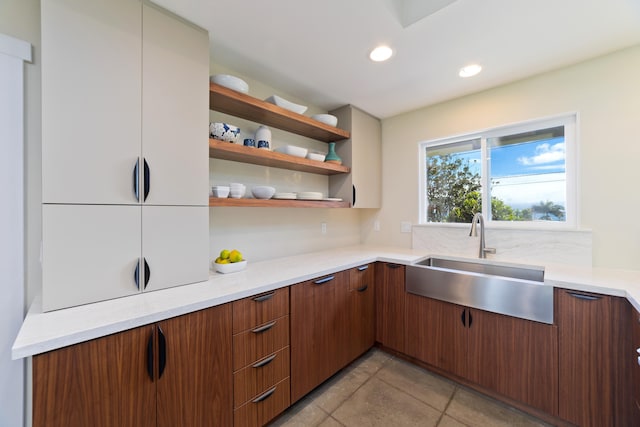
[134,259,140,290]
[461,309,466,327]
[143,258,150,289]
[143,159,150,201]
[468,310,473,328]
[352,185,356,207]
[157,326,166,379]
[133,158,140,202]
[146,331,154,381]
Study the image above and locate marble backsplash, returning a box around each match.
[412,225,592,267]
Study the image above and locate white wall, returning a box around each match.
[365,45,640,270]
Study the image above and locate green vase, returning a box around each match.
[324,142,342,165]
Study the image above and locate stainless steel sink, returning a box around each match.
[406,257,552,324]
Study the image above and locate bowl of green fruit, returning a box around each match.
[213,249,246,274]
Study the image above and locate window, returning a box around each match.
[420,114,576,228]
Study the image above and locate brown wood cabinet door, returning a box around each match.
[375,262,405,353]
[557,288,627,427]
[33,326,157,427]
[290,271,350,403]
[156,304,233,427]
[467,309,558,415]
[348,264,376,362]
[405,293,467,378]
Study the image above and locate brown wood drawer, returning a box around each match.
[233,346,290,408]
[349,263,374,291]
[233,315,289,371]
[234,377,290,427]
[233,288,289,334]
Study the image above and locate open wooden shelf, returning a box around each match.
[209,197,350,208]
[209,139,350,175]
[210,83,350,143]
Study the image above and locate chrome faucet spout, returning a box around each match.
[468,213,495,258]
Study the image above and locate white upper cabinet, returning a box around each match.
[42,0,209,206]
[329,105,381,208]
[42,0,142,205]
[41,0,210,311]
[142,4,209,206]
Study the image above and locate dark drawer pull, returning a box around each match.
[357,265,369,271]
[357,284,369,292]
[314,275,334,285]
[251,320,276,334]
[567,292,601,301]
[252,386,277,403]
[387,263,402,269]
[252,353,277,369]
[253,292,275,303]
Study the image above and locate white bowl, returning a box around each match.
[229,188,245,198]
[211,186,230,198]
[265,95,307,114]
[214,260,247,274]
[251,186,276,199]
[210,122,241,142]
[306,152,326,162]
[311,114,338,127]
[210,74,249,94]
[274,145,308,158]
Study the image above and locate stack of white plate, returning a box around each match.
[274,192,297,200]
[297,191,323,200]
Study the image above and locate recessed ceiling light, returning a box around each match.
[459,64,482,78]
[369,45,393,62]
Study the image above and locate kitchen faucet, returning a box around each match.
[469,213,496,258]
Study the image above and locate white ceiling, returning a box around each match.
[151,0,640,119]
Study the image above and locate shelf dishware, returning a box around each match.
[274,145,308,158]
[265,95,308,114]
[210,74,249,94]
[251,186,276,199]
[311,114,338,127]
[210,122,241,142]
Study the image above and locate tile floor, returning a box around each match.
[269,349,552,427]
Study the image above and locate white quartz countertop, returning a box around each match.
[12,245,640,359]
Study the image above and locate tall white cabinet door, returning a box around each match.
[329,105,381,208]
[42,205,142,311]
[141,206,209,292]
[350,107,381,208]
[141,4,209,206]
[41,0,142,205]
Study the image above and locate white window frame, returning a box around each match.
[418,113,578,229]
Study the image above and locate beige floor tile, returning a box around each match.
[375,358,456,412]
[308,365,373,413]
[318,416,345,427]
[347,348,393,376]
[445,388,551,427]
[268,398,329,427]
[437,415,468,427]
[332,377,442,427]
